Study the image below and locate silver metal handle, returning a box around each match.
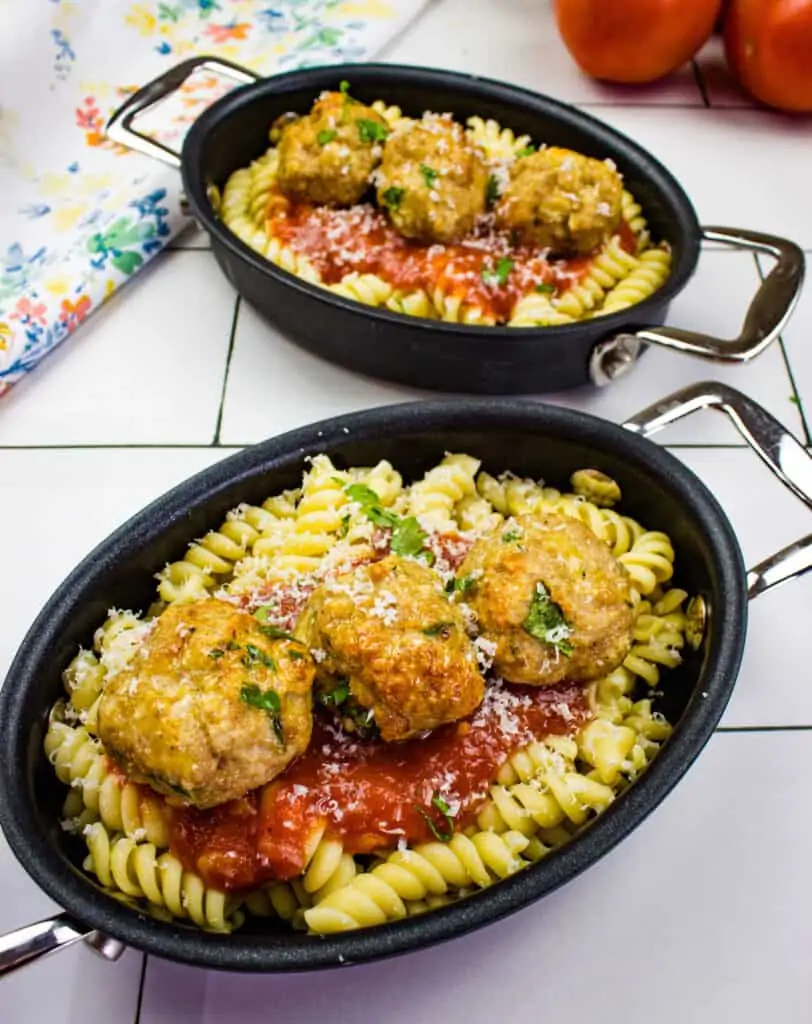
[105,55,259,168]
[623,381,812,600]
[0,913,125,977]
[590,227,805,386]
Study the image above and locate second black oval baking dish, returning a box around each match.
[107,58,804,394]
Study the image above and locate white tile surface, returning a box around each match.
[167,218,212,250]
[138,731,812,1024]
[594,106,812,251]
[383,0,704,106]
[0,252,236,446]
[0,447,232,681]
[695,35,757,108]
[764,252,812,443]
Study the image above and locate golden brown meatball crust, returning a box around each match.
[375,115,488,244]
[98,599,314,809]
[458,513,634,686]
[298,555,485,742]
[276,90,388,207]
[495,147,623,254]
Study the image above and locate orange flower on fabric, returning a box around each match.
[10,297,47,324]
[204,21,251,44]
[59,295,92,328]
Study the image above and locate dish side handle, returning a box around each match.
[623,380,812,600]
[106,55,259,168]
[0,913,125,977]
[591,228,805,385]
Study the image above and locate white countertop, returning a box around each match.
[2,2,812,1021]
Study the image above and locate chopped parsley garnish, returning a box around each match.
[516,144,536,158]
[208,648,224,660]
[416,792,456,842]
[318,679,350,708]
[255,621,298,642]
[317,129,337,146]
[420,164,438,188]
[344,703,378,740]
[226,639,241,651]
[522,581,574,657]
[357,119,388,144]
[288,649,305,661]
[338,513,351,539]
[789,394,801,407]
[382,185,405,210]
[242,644,277,671]
[423,622,454,638]
[446,574,478,596]
[535,282,556,294]
[486,174,500,204]
[482,256,513,288]
[339,79,350,95]
[343,483,433,563]
[240,684,284,743]
[502,527,522,543]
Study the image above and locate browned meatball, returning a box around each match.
[276,90,388,207]
[495,147,623,254]
[375,115,488,243]
[297,555,485,742]
[98,599,315,809]
[458,513,634,686]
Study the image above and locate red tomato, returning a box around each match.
[724,0,812,112]
[554,0,722,84]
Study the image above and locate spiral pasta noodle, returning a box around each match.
[408,453,481,526]
[508,291,576,327]
[597,247,672,316]
[465,115,532,162]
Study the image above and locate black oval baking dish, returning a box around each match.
[1,381,811,975]
[105,59,804,394]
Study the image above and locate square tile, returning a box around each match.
[0,447,232,681]
[674,448,812,728]
[695,36,756,108]
[594,107,812,251]
[382,0,704,107]
[0,251,236,446]
[218,301,425,445]
[761,252,812,445]
[138,732,812,1024]
[545,249,804,444]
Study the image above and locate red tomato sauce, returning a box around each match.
[265,189,637,323]
[170,680,590,890]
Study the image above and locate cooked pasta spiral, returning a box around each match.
[330,273,394,307]
[82,823,240,932]
[304,830,531,933]
[408,453,480,526]
[270,455,350,575]
[618,530,676,596]
[466,115,532,162]
[508,291,576,327]
[598,247,671,315]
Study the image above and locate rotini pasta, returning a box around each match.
[45,453,696,937]
[217,85,670,329]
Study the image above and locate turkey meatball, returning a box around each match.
[298,555,485,742]
[375,115,488,243]
[458,512,634,686]
[98,599,315,809]
[495,147,623,254]
[276,90,388,207]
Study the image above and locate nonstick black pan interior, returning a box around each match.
[0,401,745,971]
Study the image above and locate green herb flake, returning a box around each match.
[289,649,305,661]
[502,527,522,543]
[535,282,556,294]
[240,684,284,743]
[226,639,241,651]
[257,623,298,642]
[382,185,405,210]
[339,79,351,95]
[415,791,456,842]
[242,644,277,671]
[208,648,225,660]
[390,515,430,559]
[420,164,438,188]
[486,174,500,204]
[344,482,382,507]
[357,119,388,144]
[422,622,454,638]
[253,606,271,622]
[789,394,801,407]
[447,574,477,596]
[319,679,350,708]
[344,703,378,740]
[516,144,536,158]
[522,581,574,657]
[482,256,514,288]
[317,129,337,146]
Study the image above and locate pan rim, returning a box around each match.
[0,398,746,972]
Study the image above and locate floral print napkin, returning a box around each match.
[0,0,429,399]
